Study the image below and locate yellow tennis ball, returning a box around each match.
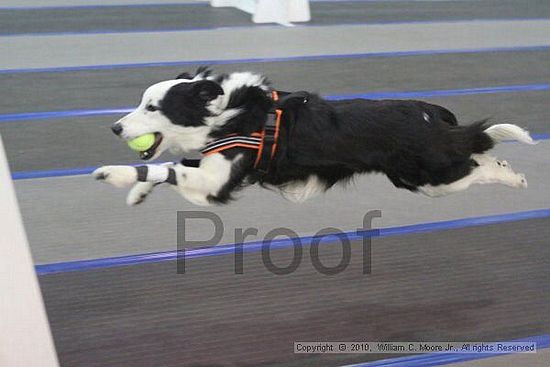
[127,133,155,151]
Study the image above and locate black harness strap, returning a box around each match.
[196,90,309,174]
[200,136,262,156]
[253,106,280,174]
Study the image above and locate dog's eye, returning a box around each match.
[146,104,159,112]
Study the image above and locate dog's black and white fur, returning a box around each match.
[93,68,535,206]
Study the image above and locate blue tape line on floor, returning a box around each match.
[3,83,550,123]
[34,208,550,275]
[0,2,208,11]
[10,132,549,181]
[3,18,549,38]
[2,45,550,74]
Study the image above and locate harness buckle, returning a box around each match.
[201,90,309,175]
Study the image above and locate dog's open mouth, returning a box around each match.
[139,132,163,160]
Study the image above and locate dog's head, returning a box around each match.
[112,68,269,160]
[112,71,227,160]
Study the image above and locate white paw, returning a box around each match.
[515,173,528,188]
[92,166,137,188]
[494,161,527,188]
[126,182,155,206]
[496,160,511,169]
[501,171,528,188]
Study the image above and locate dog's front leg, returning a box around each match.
[170,154,235,206]
[126,182,156,206]
[118,155,235,206]
[94,154,234,206]
[125,158,203,205]
[93,163,178,187]
[125,162,179,205]
[93,163,179,205]
[93,165,139,188]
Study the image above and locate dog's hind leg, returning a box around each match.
[278,175,327,203]
[470,154,527,188]
[418,154,527,197]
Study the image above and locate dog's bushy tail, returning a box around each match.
[484,123,536,145]
[460,121,536,155]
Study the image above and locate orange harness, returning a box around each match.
[200,91,283,174]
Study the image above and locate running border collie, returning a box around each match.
[93,68,535,206]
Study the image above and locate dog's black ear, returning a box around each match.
[191,80,224,102]
[176,72,193,79]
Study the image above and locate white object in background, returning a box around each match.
[211,0,310,26]
[0,134,59,367]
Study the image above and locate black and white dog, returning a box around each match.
[93,68,535,206]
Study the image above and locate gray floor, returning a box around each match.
[447,349,550,367]
[4,91,550,172]
[0,0,204,8]
[15,141,548,265]
[3,50,550,113]
[3,1,550,366]
[39,219,550,367]
[2,51,550,173]
[2,19,550,71]
[2,0,550,35]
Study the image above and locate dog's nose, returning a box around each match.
[111,123,123,136]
